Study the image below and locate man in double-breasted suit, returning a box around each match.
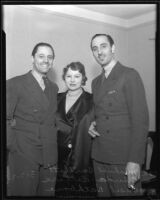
[89,34,149,197]
[7,42,58,196]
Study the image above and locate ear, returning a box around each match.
[31,56,34,63]
[111,45,115,53]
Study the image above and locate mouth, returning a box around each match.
[97,55,105,61]
[70,84,76,87]
[41,64,49,67]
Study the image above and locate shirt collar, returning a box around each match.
[31,69,44,84]
[103,59,117,78]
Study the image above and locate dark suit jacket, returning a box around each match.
[7,71,58,168]
[91,61,149,165]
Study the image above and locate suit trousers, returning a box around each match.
[7,151,57,196]
[93,160,142,197]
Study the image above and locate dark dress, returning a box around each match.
[55,90,97,198]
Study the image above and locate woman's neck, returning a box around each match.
[67,88,83,97]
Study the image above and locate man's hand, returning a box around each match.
[88,121,100,138]
[125,162,140,190]
[48,165,57,173]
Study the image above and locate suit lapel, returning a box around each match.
[24,71,50,110]
[94,62,122,103]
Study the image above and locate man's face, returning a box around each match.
[32,46,54,75]
[91,35,115,67]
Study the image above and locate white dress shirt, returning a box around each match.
[103,59,117,79]
[31,70,45,90]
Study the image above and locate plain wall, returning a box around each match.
[3,5,155,131]
[3,6,128,91]
[128,23,156,132]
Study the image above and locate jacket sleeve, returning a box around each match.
[89,80,96,122]
[6,79,19,150]
[124,69,149,164]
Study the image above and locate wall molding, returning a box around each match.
[23,5,156,29]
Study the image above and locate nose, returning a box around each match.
[97,48,102,55]
[43,57,49,63]
[71,76,75,82]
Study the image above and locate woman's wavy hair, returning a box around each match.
[62,62,88,86]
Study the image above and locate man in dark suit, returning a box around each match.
[89,34,149,197]
[7,42,58,196]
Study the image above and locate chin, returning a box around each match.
[41,72,47,75]
[69,88,76,91]
[98,61,105,66]
[42,70,49,74]
[70,88,79,91]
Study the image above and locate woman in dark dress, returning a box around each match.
[55,62,96,198]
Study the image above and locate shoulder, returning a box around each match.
[57,92,66,101]
[49,80,59,92]
[7,73,27,87]
[92,73,102,85]
[118,62,139,74]
[117,64,144,90]
[82,90,93,102]
[118,62,141,80]
[83,90,92,97]
[58,92,66,98]
[124,67,141,81]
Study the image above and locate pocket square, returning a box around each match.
[108,90,116,94]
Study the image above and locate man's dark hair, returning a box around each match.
[90,34,114,49]
[31,42,55,57]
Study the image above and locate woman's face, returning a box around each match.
[64,68,83,91]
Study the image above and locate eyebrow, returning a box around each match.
[92,42,107,47]
[37,53,54,56]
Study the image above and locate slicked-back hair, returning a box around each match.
[90,34,114,49]
[62,62,88,86]
[31,42,55,58]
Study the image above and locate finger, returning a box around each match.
[127,173,137,187]
[89,130,100,136]
[88,132,96,137]
[93,131,100,136]
[88,130,100,137]
[88,130,96,137]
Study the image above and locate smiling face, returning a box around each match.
[91,35,115,67]
[32,45,54,75]
[64,68,83,91]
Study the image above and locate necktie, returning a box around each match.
[42,76,50,99]
[101,70,106,85]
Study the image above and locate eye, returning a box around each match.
[101,44,107,48]
[92,47,97,52]
[48,56,54,60]
[39,55,44,58]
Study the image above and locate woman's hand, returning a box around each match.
[88,121,100,138]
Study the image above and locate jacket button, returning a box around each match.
[33,109,38,112]
[106,130,110,134]
[106,116,109,120]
